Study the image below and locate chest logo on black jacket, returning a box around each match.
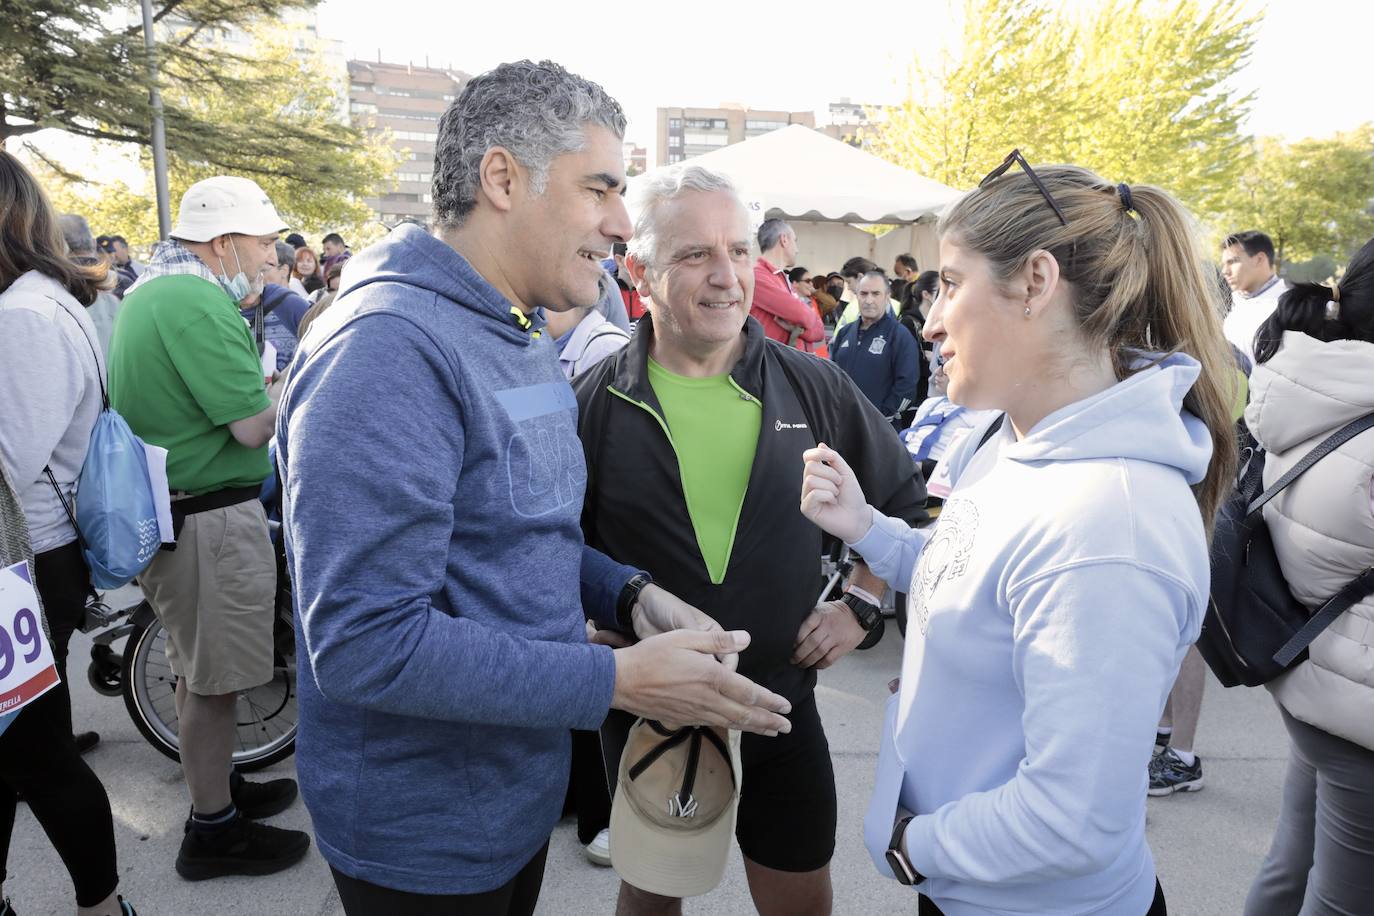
[909,498,978,636]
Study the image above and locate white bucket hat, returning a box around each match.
[171,176,288,242]
[609,720,742,898]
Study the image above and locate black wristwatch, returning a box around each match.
[616,572,654,630]
[841,591,883,632]
[886,814,925,886]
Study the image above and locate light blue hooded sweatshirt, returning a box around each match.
[851,353,1213,915]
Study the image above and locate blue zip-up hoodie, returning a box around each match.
[277,224,633,894]
[852,353,1213,915]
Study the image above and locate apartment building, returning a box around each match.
[819,97,881,147]
[656,105,815,166]
[347,59,470,226]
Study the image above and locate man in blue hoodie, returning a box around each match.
[276,61,793,916]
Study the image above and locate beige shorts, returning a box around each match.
[138,499,275,696]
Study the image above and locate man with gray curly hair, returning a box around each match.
[278,61,793,916]
[574,164,926,915]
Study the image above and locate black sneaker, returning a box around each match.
[74,731,101,755]
[118,896,137,915]
[175,816,311,880]
[232,776,298,820]
[1,896,15,915]
[1148,747,1203,796]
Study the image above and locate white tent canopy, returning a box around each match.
[672,124,961,225]
[643,125,962,272]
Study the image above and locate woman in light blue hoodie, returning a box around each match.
[800,157,1239,915]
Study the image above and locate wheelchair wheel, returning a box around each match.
[121,605,297,772]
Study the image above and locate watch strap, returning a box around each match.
[616,572,653,630]
[886,814,925,885]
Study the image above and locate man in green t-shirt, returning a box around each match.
[573,165,926,915]
[107,176,310,880]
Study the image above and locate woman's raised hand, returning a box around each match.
[800,443,874,545]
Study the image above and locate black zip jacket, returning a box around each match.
[573,315,927,704]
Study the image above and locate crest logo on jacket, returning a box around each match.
[868,336,887,356]
[908,498,979,636]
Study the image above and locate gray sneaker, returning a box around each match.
[1148,747,1203,796]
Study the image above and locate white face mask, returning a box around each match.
[217,238,253,302]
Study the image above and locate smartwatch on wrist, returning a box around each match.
[885,814,925,886]
[841,590,883,632]
[616,572,654,630]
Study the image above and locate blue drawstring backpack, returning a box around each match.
[45,309,160,589]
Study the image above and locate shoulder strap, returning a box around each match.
[1248,412,1374,516]
[50,298,108,409]
[260,285,287,318]
[42,300,108,549]
[1273,566,1374,668]
[975,414,1005,452]
[44,465,89,553]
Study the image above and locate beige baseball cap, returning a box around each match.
[610,720,742,898]
[171,176,288,242]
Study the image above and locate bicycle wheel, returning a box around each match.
[122,604,298,771]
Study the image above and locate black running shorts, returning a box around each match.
[734,692,837,873]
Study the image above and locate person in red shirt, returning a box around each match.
[752,218,823,351]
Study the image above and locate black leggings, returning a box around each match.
[0,542,118,907]
[919,878,1167,915]
[331,842,549,916]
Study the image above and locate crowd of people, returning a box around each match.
[0,55,1371,916]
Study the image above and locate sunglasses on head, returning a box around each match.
[979,149,1069,227]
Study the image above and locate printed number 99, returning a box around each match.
[0,607,42,680]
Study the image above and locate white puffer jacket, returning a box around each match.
[1245,331,1374,751]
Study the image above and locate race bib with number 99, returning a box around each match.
[0,561,59,735]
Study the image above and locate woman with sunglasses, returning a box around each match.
[801,154,1238,915]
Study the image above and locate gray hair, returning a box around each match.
[627,165,745,269]
[757,217,792,254]
[431,60,626,228]
[58,214,95,256]
[274,241,295,269]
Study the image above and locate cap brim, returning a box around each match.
[610,787,738,898]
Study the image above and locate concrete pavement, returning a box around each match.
[6,601,1287,915]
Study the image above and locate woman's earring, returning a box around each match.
[1023,307,1032,318]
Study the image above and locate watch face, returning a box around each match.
[845,594,881,631]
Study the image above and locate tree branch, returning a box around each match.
[0,122,45,140]
[121,0,190,37]
[20,142,86,183]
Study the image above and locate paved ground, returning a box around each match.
[7,589,1288,915]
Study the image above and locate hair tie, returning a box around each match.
[1116,183,1135,213]
[1326,282,1341,320]
[1328,282,1341,303]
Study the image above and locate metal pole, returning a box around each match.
[140,0,172,239]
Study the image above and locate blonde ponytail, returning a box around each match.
[939,165,1238,538]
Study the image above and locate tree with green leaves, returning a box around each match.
[870,0,1260,216]
[1215,126,1374,268]
[3,2,397,240]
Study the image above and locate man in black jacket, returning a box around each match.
[573,165,926,916]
